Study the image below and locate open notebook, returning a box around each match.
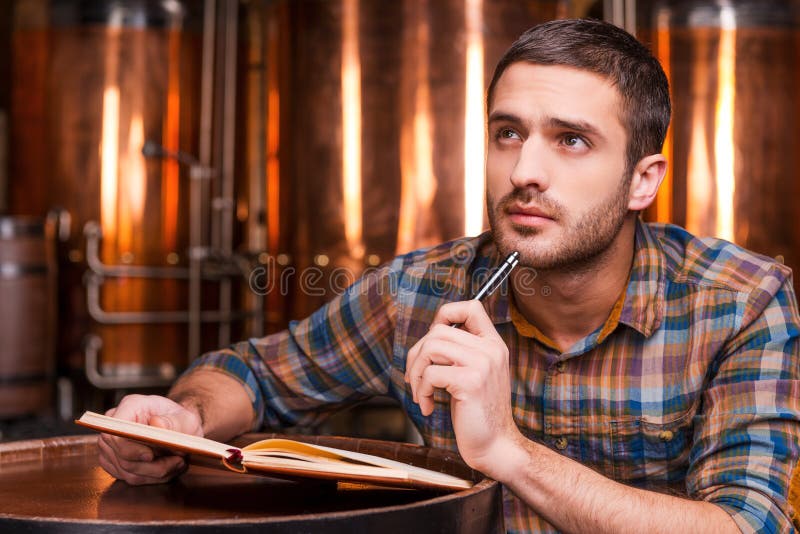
[76,411,473,491]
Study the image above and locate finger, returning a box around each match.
[150,412,202,437]
[407,338,478,402]
[417,365,475,416]
[100,453,186,486]
[431,300,498,337]
[98,437,186,485]
[405,336,424,383]
[108,394,155,424]
[404,323,477,383]
[100,431,157,462]
[97,435,125,479]
[116,454,186,483]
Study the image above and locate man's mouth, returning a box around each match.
[506,204,556,226]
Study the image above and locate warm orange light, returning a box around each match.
[463,0,485,236]
[397,6,436,254]
[685,34,713,235]
[100,84,120,243]
[653,11,672,223]
[124,114,147,244]
[341,0,364,260]
[686,101,713,234]
[161,29,181,251]
[116,114,140,256]
[266,17,281,254]
[714,11,736,242]
[100,26,121,258]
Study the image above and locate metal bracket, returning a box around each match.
[85,272,257,325]
[83,334,176,389]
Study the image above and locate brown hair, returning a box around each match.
[487,19,671,173]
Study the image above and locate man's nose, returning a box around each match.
[509,137,550,191]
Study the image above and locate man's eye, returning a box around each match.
[497,128,519,140]
[562,134,586,147]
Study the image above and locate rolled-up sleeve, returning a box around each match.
[182,264,399,431]
[688,267,800,533]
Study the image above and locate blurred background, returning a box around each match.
[0,0,797,441]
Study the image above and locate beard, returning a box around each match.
[487,175,631,272]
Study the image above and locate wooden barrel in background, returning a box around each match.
[0,216,56,418]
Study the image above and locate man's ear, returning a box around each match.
[628,154,667,211]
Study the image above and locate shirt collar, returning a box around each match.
[480,218,666,340]
[618,218,666,337]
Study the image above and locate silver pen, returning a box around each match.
[472,250,520,300]
[451,250,520,327]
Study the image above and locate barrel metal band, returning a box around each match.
[0,264,48,278]
[0,219,45,239]
[0,373,51,386]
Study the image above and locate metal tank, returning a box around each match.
[240,0,572,327]
[7,0,580,415]
[8,0,257,408]
[641,0,800,288]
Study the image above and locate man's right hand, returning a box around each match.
[97,394,204,485]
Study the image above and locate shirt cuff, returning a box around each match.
[183,344,266,431]
[703,485,793,533]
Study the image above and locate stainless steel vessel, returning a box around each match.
[642,0,800,288]
[242,0,569,325]
[7,0,575,411]
[9,0,245,396]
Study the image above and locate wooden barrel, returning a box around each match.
[0,216,56,418]
[0,434,503,533]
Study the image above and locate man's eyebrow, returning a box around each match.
[546,117,603,139]
[488,113,606,140]
[487,112,521,124]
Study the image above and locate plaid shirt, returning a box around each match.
[187,220,800,533]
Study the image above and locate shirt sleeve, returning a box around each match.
[180,264,399,431]
[688,265,800,533]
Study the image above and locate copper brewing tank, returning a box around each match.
[7,0,579,410]
[642,0,800,288]
[243,0,572,328]
[7,1,243,398]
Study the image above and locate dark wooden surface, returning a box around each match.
[0,433,504,533]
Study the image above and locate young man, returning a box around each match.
[98,19,800,533]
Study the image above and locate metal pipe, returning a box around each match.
[84,221,241,279]
[605,0,636,35]
[192,0,217,360]
[244,1,266,339]
[83,334,175,389]
[85,274,258,325]
[85,221,190,278]
[218,0,239,347]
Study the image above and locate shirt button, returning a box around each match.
[658,430,674,442]
[556,361,566,372]
[554,437,568,450]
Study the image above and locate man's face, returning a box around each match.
[486,63,633,271]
